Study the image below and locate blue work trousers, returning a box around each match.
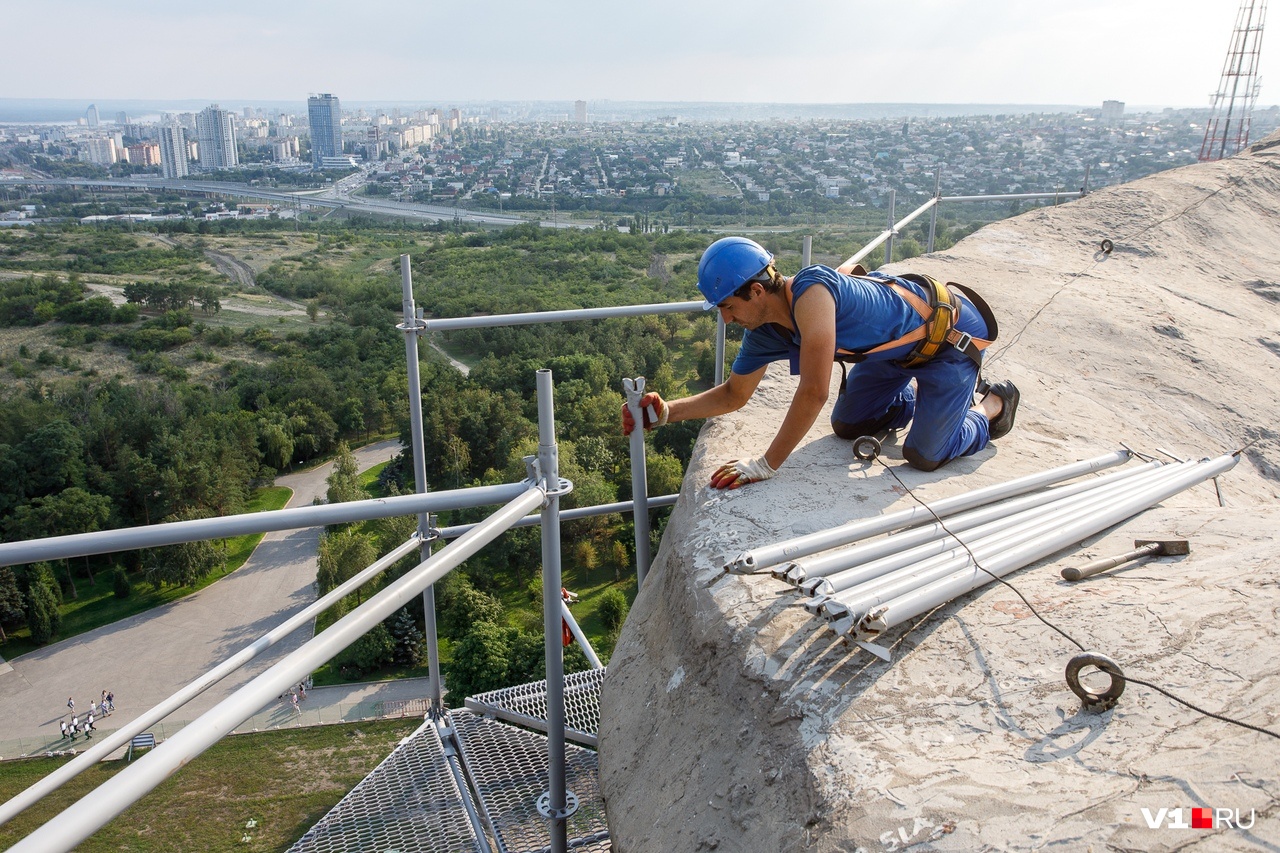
[831,351,989,470]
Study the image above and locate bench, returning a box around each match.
[127,732,156,762]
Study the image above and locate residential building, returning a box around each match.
[1102,100,1125,125]
[308,93,342,167]
[158,123,189,178]
[128,142,162,167]
[79,137,116,165]
[195,104,238,170]
[575,100,587,124]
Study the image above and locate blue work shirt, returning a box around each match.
[730,265,987,375]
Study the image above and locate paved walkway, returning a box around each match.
[0,440,409,760]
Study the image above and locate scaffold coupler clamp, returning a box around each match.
[538,790,580,822]
[623,376,658,426]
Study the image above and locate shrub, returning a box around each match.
[598,587,629,632]
[112,568,132,599]
[333,622,394,677]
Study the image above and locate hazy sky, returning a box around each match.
[5,0,1274,108]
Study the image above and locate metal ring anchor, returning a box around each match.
[852,435,882,461]
[1065,651,1126,711]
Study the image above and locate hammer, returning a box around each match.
[1061,538,1190,581]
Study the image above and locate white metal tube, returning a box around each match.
[424,300,703,332]
[0,481,530,567]
[785,461,1162,588]
[939,192,1082,203]
[858,454,1238,638]
[561,599,603,670]
[0,533,423,828]
[7,484,548,853]
[623,377,652,586]
[821,462,1192,621]
[432,494,679,540]
[842,196,937,268]
[729,450,1132,572]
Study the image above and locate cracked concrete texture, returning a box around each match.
[599,133,1280,850]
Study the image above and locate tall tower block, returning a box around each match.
[1199,0,1268,161]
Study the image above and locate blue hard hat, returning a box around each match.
[696,237,773,309]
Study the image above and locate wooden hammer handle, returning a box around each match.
[1062,542,1161,581]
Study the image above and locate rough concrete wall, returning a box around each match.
[599,134,1280,851]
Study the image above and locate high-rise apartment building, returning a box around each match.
[195,104,239,170]
[308,93,342,167]
[85,104,100,127]
[1101,100,1125,125]
[158,124,189,178]
[575,100,587,123]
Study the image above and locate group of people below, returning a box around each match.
[60,691,114,742]
[622,237,1020,486]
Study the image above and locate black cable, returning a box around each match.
[873,455,1280,740]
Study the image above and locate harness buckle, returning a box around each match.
[952,331,973,353]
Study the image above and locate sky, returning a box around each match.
[3,0,1275,109]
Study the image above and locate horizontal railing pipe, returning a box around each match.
[432,494,679,540]
[939,191,1082,203]
[855,454,1238,640]
[8,483,549,853]
[423,300,704,332]
[0,482,530,567]
[0,534,425,828]
[784,461,1162,588]
[728,451,1132,573]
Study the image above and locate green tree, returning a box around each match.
[23,564,62,645]
[0,567,24,642]
[598,587,629,632]
[316,527,377,603]
[391,607,424,666]
[444,621,515,698]
[143,510,226,588]
[325,441,367,505]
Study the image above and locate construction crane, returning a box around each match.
[1199,0,1268,161]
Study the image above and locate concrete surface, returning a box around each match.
[0,440,403,759]
[600,135,1280,850]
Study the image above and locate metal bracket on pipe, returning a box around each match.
[726,552,756,573]
[395,318,428,335]
[537,789,580,821]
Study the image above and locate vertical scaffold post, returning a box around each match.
[927,167,942,253]
[885,189,897,266]
[802,235,812,268]
[714,313,726,386]
[537,369,573,853]
[398,255,443,713]
[622,376,652,586]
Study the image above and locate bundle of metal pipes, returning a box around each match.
[734,451,1236,657]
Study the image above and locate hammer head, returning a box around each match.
[1135,538,1191,556]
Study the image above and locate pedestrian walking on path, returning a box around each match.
[67,697,74,713]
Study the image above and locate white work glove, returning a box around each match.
[621,392,669,435]
[709,456,777,490]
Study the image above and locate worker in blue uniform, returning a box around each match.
[622,237,1019,488]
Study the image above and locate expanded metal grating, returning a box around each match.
[451,710,610,853]
[288,719,483,853]
[464,667,604,747]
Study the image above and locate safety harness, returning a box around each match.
[786,270,998,370]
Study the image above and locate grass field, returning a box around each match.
[0,718,420,852]
[0,486,293,661]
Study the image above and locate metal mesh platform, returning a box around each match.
[464,667,604,747]
[451,711,610,853]
[288,719,483,853]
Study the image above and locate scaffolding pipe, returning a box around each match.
[728,450,1131,572]
[423,300,704,332]
[0,533,423,828]
[400,254,444,712]
[802,235,812,267]
[783,461,1161,589]
[7,483,549,853]
[927,167,942,253]
[432,494,679,540]
[715,313,727,386]
[885,189,897,265]
[938,191,1083,203]
[537,369,571,853]
[623,377,653,586]
[855,454,1239,640]
[816,462,1193,626]
[841,195,937,269]
[0,481,530,568]
[561,598,603,669]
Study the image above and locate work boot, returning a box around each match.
[984,381,1020,440]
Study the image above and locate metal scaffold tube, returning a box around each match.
[623,376,653,586]
[785,460,1163,591]
[399,254,444,712]
[842,195,937,269]
[729,450,1132,573]
[816,462,1195,631]
[855,454,1239,642]
[0,534,424,828]
[8,483,550,853]
[424,300,704,331]
[537,369,572,853]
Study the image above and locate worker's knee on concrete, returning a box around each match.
[831,409,900,441]
[903,446,945,472]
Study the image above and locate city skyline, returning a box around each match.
[2,1,1275,109]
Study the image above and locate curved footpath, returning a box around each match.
[0,440,411,759]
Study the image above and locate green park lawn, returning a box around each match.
[0,717,419,852]
[0,486,293,661]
